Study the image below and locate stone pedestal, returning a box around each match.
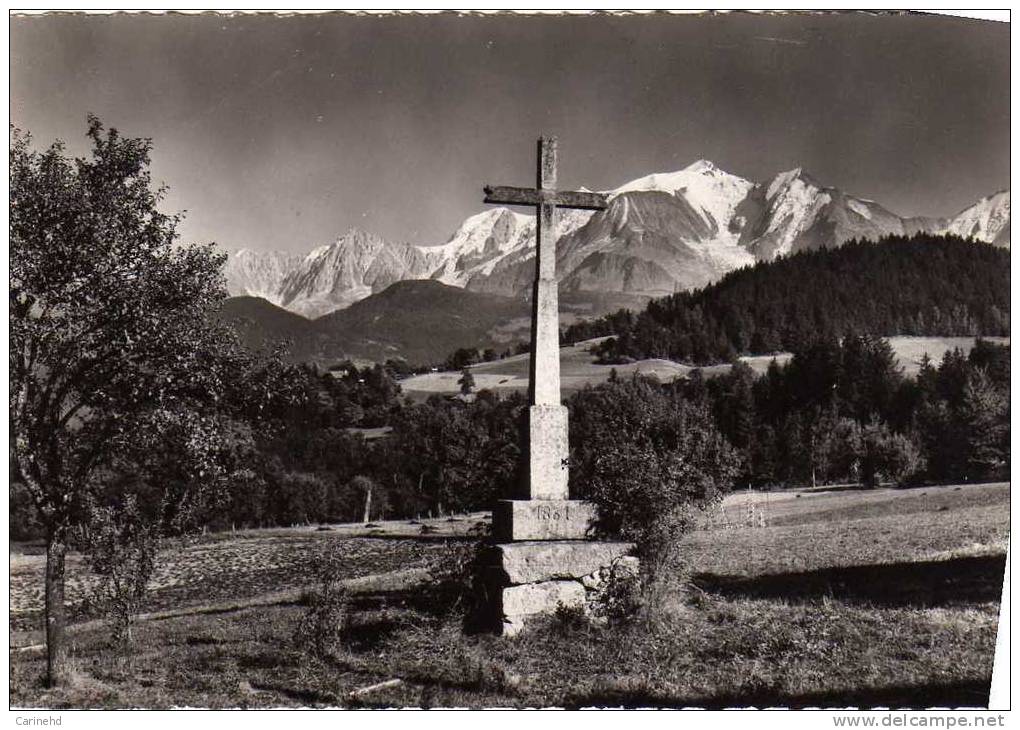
[492,499,596,542]
[482,540,637,636]
[488,500,637,635]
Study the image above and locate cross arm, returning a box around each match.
[556,190,609,211]
[483,185,608,211]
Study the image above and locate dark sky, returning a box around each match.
[10,11,1010,253]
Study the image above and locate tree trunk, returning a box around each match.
[362,485,372,524]
[44,537,68,687]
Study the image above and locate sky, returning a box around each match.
[10,11,1010,254]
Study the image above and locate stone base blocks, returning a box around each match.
[492,499,596,542]
[482,540,638,636]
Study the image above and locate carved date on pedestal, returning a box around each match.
[535,505,570,521]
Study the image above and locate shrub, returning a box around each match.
[423,540,486,619]
[295,544,350,657]
[552,602,591,633]
[588,559,643,624]
[450,643,515,694]
[75,495,160,650]
[458,367,476,396]
[569,376,739,615]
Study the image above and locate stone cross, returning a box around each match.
[479,139,634,637]
[483,137,607,535]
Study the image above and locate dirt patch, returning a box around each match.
[10,534,454,632]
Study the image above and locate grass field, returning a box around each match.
[9,482,1008,709]
[400,336,1009,401]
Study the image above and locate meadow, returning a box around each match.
[9,482,1008,709]
[400,336,1008,401]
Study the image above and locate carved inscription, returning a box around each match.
[536,505,570,521]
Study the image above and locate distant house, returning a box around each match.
[327,361,357,379]
[344,426,393,442]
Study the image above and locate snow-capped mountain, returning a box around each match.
[941,191,1010,248]
[735,168,923,261]
[222,161,1009,318]
[451,161,758,298]
[225,230,432,319]
[223,249,302,304]
[421,206,594,288]
[453,161,963,301]
[422,208,533,287]
[611,159,755,238]
[277,229,432,318]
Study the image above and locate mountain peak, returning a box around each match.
[981,190,1010,204]
[766,167,819,199]
[338,226,380,242]
[683,159,721,174]
[613,162,750,196]
[942,189,1010,247]
[611,162,755,240]
[305,244,332,262]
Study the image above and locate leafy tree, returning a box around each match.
[276,471,331,525]
[856,421,925,487]
[10,118,269,684]
[383,357,414,380]
[382,393,522,516]
[568,376,739,595]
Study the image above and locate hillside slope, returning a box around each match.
[313,279,530,364]
[217,296,318,359]
[220,280,530,366]
[567,234,1011,365]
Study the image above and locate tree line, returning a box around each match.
[688,334,1009,488]
[564,235,1010,365]
[18,332,1004,540]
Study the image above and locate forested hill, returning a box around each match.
[566,234,1010,365]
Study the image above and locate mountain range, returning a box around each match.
[223,162,1010,319]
